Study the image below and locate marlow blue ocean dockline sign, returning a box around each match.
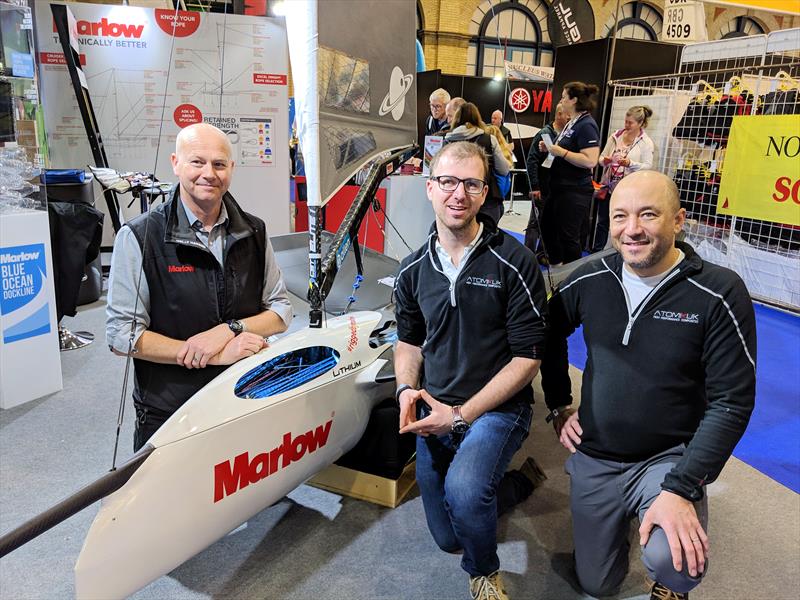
[0,243,51,343]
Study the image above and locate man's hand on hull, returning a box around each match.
[209,333,268,366]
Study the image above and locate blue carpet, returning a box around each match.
[566,304,800,493]
[732,304,800,493]
[502,228,525,244]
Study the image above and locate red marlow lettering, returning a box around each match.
[305,420,333,453]
[249,451,269,484]
[290,433,307,462]
[214,452,250,502]
[214,419,334,502]
[269,433,292,473]
[123,23,145,38]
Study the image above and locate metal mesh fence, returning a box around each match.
[608,30,800,311]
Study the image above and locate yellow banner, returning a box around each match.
[718,115,800,226]
[705,1,800,15]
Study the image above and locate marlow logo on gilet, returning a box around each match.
[653,310,700,324]
[465,275,502,289]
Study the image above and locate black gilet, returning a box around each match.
[126,187,266,415]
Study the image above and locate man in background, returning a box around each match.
[524,103,568,260]
[425,88,451,137]
[491,110,513,146]
[435,96,465,135]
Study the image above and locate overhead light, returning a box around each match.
[270,0,286,17]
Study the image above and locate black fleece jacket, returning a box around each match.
[395,215,548,407]
[541,241,756,501]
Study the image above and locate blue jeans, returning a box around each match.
[415,402,532,576]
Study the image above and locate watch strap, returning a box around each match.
[395,384,413,404]
[227,319,244,336]
[545,405,572,423]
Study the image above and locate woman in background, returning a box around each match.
[539,82,600,265]
[486,124,514,168]
[593,105,655,251]
[446,102,511,224]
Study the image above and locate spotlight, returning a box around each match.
[270,0,286,17]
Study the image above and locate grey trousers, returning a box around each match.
[566,445,708,597]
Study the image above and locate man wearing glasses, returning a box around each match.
[394,141,548,600]
[425,88,451,137]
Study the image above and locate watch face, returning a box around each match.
[228,320,243,335]
[452,420,469,435]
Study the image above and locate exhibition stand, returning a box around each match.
[1,0,62,408]
[607,30,800,311]
[0,208,63,409]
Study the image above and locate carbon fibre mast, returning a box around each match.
[307,145,417,327]
[284,1,418,327]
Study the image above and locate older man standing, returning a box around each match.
[106,123,292,451]
[542,170,756,599]
[425,88,451,137]
[435,96,465,135]
[394,141,547,600]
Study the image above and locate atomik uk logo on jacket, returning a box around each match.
[465,275,502,289]
[653,310,700,324]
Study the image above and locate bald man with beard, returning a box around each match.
[541,171,756,600]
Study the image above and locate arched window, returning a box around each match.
[467,0,553,78]
[719,16,766,39]
[601,1,663,41]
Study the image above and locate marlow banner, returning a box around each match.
[718,115,800,226]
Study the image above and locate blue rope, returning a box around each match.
[346,274,363,308]
[235,347,340,399]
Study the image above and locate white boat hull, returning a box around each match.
[74,311,392,599]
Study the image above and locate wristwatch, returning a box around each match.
[395,384,414,404]
[227,319,245,336]
[451,405,470,435]
[545,405,572,423]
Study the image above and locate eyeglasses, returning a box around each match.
[430,103,444,109]
[430,175,486,195]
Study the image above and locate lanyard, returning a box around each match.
[615,130,644,159]
[554,111,588,145]
[608,132,645,181]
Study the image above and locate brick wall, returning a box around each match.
[418,0,800,76]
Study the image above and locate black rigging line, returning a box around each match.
[111,4,183,470]
[486,0,554,292]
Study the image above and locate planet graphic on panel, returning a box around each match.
[379,66,413,121]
